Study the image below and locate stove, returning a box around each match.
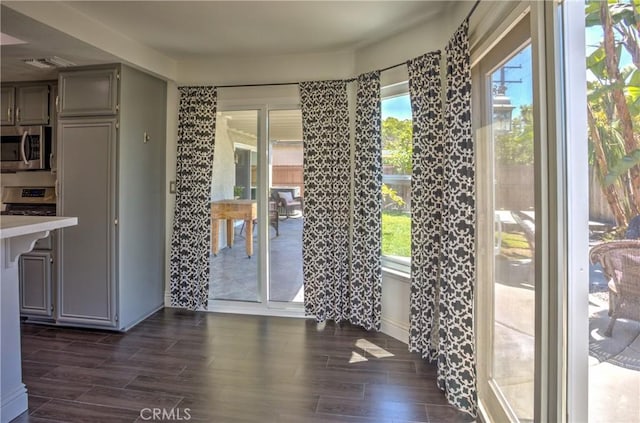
[1,186,56,216]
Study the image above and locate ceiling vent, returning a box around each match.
[23,56,75,69]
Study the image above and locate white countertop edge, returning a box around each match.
[0,216,78,239]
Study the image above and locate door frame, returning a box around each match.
[207,104,306,317]
[472,1,581,421]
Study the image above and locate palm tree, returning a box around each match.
[586,0,640,227]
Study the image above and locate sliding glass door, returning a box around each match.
[210,110,261,302]
[208,106,304,309]
[476,13,537,422]
[268,109,304,303]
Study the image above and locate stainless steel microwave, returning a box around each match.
[0,126,52,172]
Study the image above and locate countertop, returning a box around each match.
[0,215,78,239]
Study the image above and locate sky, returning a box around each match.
[382,95,412,121]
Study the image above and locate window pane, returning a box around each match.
[268,109,304,303]
[491,44,535,421]
[381,94,412,263]
[210,110,260,302]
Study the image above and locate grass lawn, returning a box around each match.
[380,213,531,260]
[499,231,532,259]
[382,211,411,257]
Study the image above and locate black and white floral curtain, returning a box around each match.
[350,71,383,331]
[408,51,444,361]
[439,19,476,416]
[299,81,351,323]
[170,86,217,310]
[408,20,476,417]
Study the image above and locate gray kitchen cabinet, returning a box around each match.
[58,68,118,117]
[16,84,50,125]
[19,251,53,318]
[57,118,117,327]
[57,64,166,331]
[1,83,50,126]
[1,86,15,125]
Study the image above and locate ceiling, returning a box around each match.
[1,1,454,81]
[220,109,303,142]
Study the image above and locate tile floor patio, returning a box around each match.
[209,215,303,303]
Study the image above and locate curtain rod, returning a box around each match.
[466,0,480,22]
[215,0,480,90]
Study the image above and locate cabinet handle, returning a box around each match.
[16,107,20,122]
[7,107,10,122]
[55,95,60,113]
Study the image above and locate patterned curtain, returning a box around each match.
[439,19,476,416]
[408,50,444,361]
[299,81,351,323]
[407,20,476,417]
[350,71,383,331]
[170,86,217,310]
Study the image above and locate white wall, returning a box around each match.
[355,8,456,76]
[210,115,235,203]
[177,50,355,86]
[164,81,178,305]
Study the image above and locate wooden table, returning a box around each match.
[211,200,257,257]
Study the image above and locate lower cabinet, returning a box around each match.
[19,251,53,318]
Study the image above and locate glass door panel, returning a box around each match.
[268,109,304,303]
[210,110,260,302]
[490,44,535,421]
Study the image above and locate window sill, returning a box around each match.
[382,266,411,282]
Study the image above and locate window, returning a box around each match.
[381,88,412,272]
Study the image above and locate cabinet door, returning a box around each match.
[19,251,53,318]
[1,86,15,125]
[16,85,50,125]
[57,118,118,328]
[59,68,119,117]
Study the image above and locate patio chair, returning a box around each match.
[239,200,279,236]
[275,191,303,218]
[589,240,640,337]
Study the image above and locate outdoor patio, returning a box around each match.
[209,214,303,303]
[588,254,640,423]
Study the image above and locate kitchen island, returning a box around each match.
[0,216,77,423]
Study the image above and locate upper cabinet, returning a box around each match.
[1,83,50,126]
[1,86,15,125]
[16,85,50,125]
[58,68,119,117]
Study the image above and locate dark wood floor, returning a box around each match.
[14,308,474,423]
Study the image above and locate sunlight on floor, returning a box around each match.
[355,338,395,359]
[292,284,304,303]
[349,351,368,364]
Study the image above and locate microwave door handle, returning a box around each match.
[20,130,30,165]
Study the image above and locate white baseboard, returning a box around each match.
[380,316,409,345]
[1,383,28,423]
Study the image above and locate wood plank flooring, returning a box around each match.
[14,308,474,422]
